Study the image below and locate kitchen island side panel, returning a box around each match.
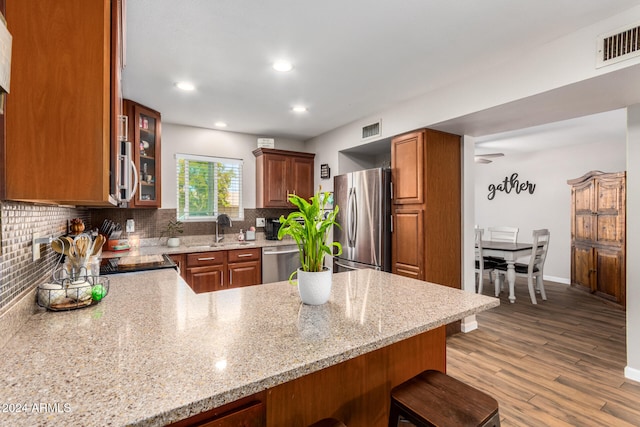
[266,326,445,427]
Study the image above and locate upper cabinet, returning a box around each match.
[124,99,162,208]
[4,0,124,206]
[253,148,315,208]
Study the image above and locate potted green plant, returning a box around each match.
[278,190,342,305]
[161,220,184,247]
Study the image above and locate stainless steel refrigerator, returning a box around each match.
[333,168,392,272]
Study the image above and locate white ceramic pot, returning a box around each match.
[167,237,180,247]
[297,267,332,305]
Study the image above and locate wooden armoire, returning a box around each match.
[391,129,462,290]
[567,171,626,308]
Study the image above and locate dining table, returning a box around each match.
[480,240,535,303]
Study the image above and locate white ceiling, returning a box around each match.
[123,0,640,142]
[474,108,628,156]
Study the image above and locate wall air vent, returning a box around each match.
[597,22,640,68]
[362,120,381,140]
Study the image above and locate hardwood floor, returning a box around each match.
[446,277,640,426]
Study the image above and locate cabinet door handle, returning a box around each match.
[198,257,216,261]
[220,272,223,287]
[237,253,253,258]
[118,115,128,142]
[229,269,233,285]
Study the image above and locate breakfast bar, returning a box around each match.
[0,269,498,426]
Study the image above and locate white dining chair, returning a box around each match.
[485,226,519,282]
[495,229,550,304]
[475,229,498,294]
[487,226,519,243]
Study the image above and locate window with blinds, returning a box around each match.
[176,154,244,221]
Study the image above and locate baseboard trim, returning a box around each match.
[461,315,478,333]
[543,275,570,285]
[625,366,640,382]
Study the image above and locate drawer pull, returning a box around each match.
[237,253,253,258]
[198,257,216,261]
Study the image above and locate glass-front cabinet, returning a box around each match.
[124,99,162,208]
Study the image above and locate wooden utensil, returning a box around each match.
[92,235,106,256]
[51,239,65,255]
[74,235,91,258]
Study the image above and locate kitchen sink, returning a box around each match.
[186,242,256,249]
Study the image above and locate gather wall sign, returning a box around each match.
[488,172,536,200]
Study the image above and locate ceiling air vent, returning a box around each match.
[597,22,640,68]
[362,120,381,140]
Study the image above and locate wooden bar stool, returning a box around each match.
[309,418,346,427]
[389,370,500,427]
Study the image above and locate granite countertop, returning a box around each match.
[102,234,295,258]
[0,269,499,426]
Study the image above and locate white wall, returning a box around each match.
[626,105,640,381]
[474,140,626,282]
[160,123,306,209]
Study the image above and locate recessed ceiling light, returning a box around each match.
[292,106,307,113]
[214,121,227,128]
[176,81,195,91]
[273,61,293,72]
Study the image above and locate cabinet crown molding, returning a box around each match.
[567,170,626,185]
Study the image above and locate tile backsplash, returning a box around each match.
[0,201,89,313]
[89,208,294,241]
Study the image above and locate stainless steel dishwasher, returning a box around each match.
[262,244,301,283]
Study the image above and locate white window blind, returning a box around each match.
[176,153,244,221]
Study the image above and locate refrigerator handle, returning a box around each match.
[347,188,353,248]
[351,188,358,246]
[348,187,357,248]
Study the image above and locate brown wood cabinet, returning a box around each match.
[390,129,461,289]
[184,248,262,293]
[228,247,262,287]
[4,0,123,206]
[253,148,315,207]
[186,251,227,293]
[168,392,266,427]
[568,171,626,307]
[124,99,162,208]
[167,254,186,281]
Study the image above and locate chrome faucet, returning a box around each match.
[215,214,232,243]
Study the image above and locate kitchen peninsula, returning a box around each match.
[0,269,498,426]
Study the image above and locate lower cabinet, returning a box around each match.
[391,207,424,280]
[167,253,187,281]
[571,244,625,305]
[184,248,262,293]
[167,392,265,427]
[186,251,227,293]
[228,247,261,287]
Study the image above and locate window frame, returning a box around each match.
[176,153,244,222]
